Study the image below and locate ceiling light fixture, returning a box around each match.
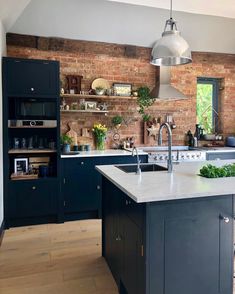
[150,0,192,66]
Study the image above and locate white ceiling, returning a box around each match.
[107,0,235,19]
[0,0,31,30]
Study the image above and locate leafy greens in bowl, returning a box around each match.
[200,163,235,178]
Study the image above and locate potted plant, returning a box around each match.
[137,86,155,121]
[92,123,108,150]
[60,134,73,153]
[95,87,106,96]
[111,115,123,128]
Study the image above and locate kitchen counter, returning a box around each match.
[96,160,235,203]
[61,149,147,158]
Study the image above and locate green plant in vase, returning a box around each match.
[111,115,123,129]
[137,86,155,121]
[92,123,108,150]
[60,134,73,153]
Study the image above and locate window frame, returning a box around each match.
[197,77,219,133]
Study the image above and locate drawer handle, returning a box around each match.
[32,186,36,190]
[81,162,84,165]
[31,87,35,91]
[126,200,131,206]
[97,185,101,190]
[220,215,230,223]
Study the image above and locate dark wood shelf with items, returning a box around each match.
[3,57,61,227]
[8,149,57,154]
[60,93,137,100]
[61,110,109,114]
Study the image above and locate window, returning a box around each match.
[196,78,219,134]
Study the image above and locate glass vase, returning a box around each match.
[96,135,105,150]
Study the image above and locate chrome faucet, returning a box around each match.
[132,147,141,175]
[158,122,173,173]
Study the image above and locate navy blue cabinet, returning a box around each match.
[4,57,59,97]
[102,178,145,294]
[8,180,57,219]
[3,57,61,228]
[148,196,234,294]
[102,178,234,294]
[62,155,148,221]
[63,158,101,216]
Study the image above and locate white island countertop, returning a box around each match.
[96,160,235,203]
[61,149,147,158]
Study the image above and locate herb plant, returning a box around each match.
[200,163,235,178]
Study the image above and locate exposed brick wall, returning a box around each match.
[6,34,235,148]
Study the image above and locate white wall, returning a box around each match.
[9,0,235,54]
[0,19,6,227]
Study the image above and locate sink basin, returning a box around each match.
[116,163,167,173]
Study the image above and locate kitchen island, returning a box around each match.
[96,161,235,294]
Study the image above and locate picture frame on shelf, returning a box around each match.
[14,158,28,174]
[85,101,97,110]
[113,83,132,96]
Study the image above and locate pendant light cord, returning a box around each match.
[170,0,173,19]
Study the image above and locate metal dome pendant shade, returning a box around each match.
[150,0,192,66]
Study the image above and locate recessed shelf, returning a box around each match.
[61,110,109,114]
[8,149,57,154]
[61,93,136,100]
[8,126,57,129]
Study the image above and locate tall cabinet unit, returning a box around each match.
[2,57,61,227]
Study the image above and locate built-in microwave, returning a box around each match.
[10,98,57,120]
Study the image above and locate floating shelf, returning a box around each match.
[8,149,57,154]
[61,93,136,100]
[61,110,109,114]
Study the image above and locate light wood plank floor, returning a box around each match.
[0,220,118,294]
[1,220,234,294]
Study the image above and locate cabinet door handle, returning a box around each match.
[81,161,84,165]
[32,186,36,190]
[126,200,129,206]
[97,185,101,190]
[31,87,35,92]
[220,215,230,223]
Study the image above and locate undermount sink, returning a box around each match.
[115,163,167,173]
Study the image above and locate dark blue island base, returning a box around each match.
[102,177,234,294]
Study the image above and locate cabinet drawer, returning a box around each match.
[8,180,57,218]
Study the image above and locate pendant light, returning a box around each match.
[150,0,192,66]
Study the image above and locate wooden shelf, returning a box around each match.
[8,126,57,129]
[61,110,109,114]
[8,149,57,154]
[61,93,137,100]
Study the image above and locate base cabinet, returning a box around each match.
[102,179,145,294]
[7,179,58,226]
[62,155,148,221]
[148,196,234,294]
[102,178,234,294]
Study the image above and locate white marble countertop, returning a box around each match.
[96,160,235,203]
[61,149,148,158]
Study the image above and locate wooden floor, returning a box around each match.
[0,220,118,294]
[1,220,234,294]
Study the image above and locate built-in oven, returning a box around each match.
[9,97,57,120]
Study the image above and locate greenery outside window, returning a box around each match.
[196,77,219,134]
